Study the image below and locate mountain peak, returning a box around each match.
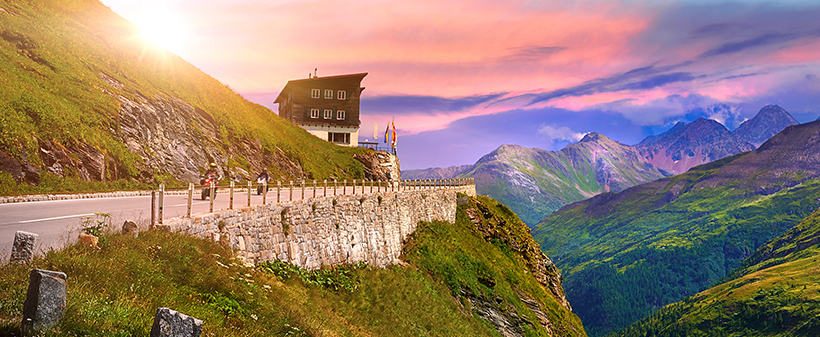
[579,132,604,143]
[733,105,798,147]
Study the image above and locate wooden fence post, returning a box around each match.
[187,183,193,217]
[158,184,165,224]
[151,190,156,229]
[229,181,235,209]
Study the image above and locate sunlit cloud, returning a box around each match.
[100,0,820,168]
[536,124,586,143]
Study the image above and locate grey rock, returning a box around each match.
[150,307,203,337]
[21,269,67,334]
[10,231,39,264]
[122,220,139,238]
[457,196,470,206]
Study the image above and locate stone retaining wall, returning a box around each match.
[164,185,476,270]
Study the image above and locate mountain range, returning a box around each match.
[532,118,820,336]
[403,105,799,225]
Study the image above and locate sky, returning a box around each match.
[100,0,820,169]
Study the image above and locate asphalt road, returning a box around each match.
[0,184,389,260]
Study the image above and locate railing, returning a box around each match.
[358,142,396,154]
[150,178,474,226]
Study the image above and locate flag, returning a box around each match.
[384,122,390,144]
[391,120,397,148]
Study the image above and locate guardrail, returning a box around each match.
[151,178,475,226]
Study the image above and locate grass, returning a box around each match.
[0,0,366,196]
[0,195,587,336]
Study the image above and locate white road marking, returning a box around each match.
[18,213,96,224]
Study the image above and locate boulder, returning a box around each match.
[77,233,99,248]
[122,220,139,238]
[21,269,67,334]
[0,149,39,185]
[10,231,39,264]
[150,307,203,337]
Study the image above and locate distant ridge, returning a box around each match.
[402,165,471,180]
[403,105,799,226]
[635,117,755,175]
[636,105,798,175]
[406,133,667,225]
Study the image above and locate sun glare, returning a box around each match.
[134,11,188,55]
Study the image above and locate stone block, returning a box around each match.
[122,220,139,238]
[150,307,203,337]
[21,269,67,334]
[457,196,470,206]
[77,233,99,248]
[10,231,39,264]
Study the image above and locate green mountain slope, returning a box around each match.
[459,133,667,225]
[615,208,820,337]
[0,196,586,336]
[532,120,820,337]
[0,0,364,195]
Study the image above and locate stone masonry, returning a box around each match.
[164,184,476,270]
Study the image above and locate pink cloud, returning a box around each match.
[101,0,820,139]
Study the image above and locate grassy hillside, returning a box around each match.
[0,0,364,195]
[614,208,820,337]
[0,196,586,336]
[532,120,820,337]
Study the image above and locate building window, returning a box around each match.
[310,108,319,119]
[311,89,320,98]
[324,89,333,99]
[337,90,347,100]
[323,109,332,119]
[337,110,346,120]
[328,133,350,144]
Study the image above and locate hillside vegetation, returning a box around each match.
[0,0,365,196]
[0,196,586,336]
[615,208,820,337]
[532,120,820,336]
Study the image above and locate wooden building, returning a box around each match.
[274,73,367,147]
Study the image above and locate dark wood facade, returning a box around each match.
[274,73,367,129]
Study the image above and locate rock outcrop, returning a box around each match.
[353,151,400,181]
[2,75,309,186]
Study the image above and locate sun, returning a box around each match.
[133,10,189,54]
